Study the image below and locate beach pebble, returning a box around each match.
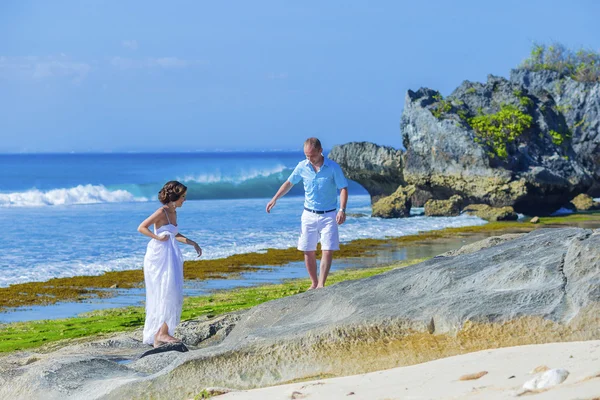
[523,368,569,390]
[459,371,488,381]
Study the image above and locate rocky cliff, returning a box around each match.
[330,68,599,215]
[511,69,600,193]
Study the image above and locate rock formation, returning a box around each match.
[401,75,594,215]
[424,195,463,217]
[371,184,415,218]
[462,204,519,221]
[328,142,404,203]
[329,68,599,217]
[510,69,600,185]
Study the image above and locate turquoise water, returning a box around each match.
[0,152,486,289]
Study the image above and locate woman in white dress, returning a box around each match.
[137,181,202,347]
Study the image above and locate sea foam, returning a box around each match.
[0,184,148,207]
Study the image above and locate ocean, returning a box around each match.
[0,151,488,289]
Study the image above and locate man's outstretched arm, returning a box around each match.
[266,181,294,213]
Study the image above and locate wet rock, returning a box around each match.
[570,193,596,211]
[371,185,415,218]
[424,195,463,217]
[462,204,519,221]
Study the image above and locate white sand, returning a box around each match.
[217,340,600,400]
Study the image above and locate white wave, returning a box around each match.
[0,184,148,207]
[179,164,289,184]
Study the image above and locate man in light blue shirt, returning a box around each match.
[266,137,348,289]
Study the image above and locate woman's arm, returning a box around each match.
[137,207,169,241]
[175,233,202,257]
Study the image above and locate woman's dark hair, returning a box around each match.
[158,181,188,204]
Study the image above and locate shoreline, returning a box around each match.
[0,220,529,316]
[0,211,598,354]
[2,212,599,316]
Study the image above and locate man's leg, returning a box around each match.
[317,250,334,288]
[298,211,319,290]
[317,211,340,288]
[304,251,319,289]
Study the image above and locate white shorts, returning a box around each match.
[297,210,340,252]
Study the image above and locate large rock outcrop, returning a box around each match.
[510,69,600,186]
[328,142,404,203]
[401,75,595,215]
[1,228,599,399]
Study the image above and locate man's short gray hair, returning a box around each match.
[304,137,322,150]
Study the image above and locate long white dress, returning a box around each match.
[142,211,184,345]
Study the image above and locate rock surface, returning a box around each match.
[401,76,594,215]
[462,204,519,221]
[328,142,404,203]
[570,193,597,211]
[371,185,415,218]
[1,228,600,399]
[424,195,463,217]
[511,69,600,182]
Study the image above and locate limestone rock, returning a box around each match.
[371,185,415,218]
[328,142,404,203]
[462,204,519,221]
[530,216,540,224]
[439,233,524,257]
[424,195,463,217]
[401,76,595,215]
[511,69,600,181]
[570,193,595,211]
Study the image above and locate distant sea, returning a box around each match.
[0,152,488,288]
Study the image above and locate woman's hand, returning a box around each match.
[155,233,169,242]
[193,242,203,257]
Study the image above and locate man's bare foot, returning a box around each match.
[307,284,317,290]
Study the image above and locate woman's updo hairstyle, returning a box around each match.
[158,181,188,204]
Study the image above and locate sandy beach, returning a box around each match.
[217,340,600,400]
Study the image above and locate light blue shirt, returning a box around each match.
[287,158,348,211]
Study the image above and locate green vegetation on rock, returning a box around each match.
[430,93,453,119]
[520,42,600,83]
[549,129,571,145]
[513,90,533,108]
[468,104,533,159]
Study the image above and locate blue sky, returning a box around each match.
[1,1,599,153]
